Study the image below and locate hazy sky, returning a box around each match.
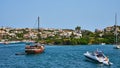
[0,0,120,31]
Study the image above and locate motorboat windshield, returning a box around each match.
[95,51,105,58]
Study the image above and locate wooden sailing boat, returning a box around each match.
[25,16,45,54]
[114,13,120,49]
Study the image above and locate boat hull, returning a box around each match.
[25,45,44,54]
[84,52,100,62]
[114,45,120,49]
[25,49,44,54]
[84,54,100,62]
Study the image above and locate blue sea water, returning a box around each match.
[0,44,120,68]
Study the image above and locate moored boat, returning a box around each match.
[114,13,120,49]
[25,16,45,54]
[84,49,112,65]
[114,45,120,49]
[25,43,44,54]
[3,41,9,45]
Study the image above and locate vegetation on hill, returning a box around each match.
[0,26,120,45]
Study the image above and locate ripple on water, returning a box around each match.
[0,44,119,68]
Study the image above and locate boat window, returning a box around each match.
[96,52,105,58]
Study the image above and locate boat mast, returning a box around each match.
[38,16,40,32]
[115,13,117,45]
[37,16,40,41]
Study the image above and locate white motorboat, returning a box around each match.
[84,49,112,65]
[114,45,120,49]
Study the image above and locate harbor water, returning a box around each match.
[0,44,120,68]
